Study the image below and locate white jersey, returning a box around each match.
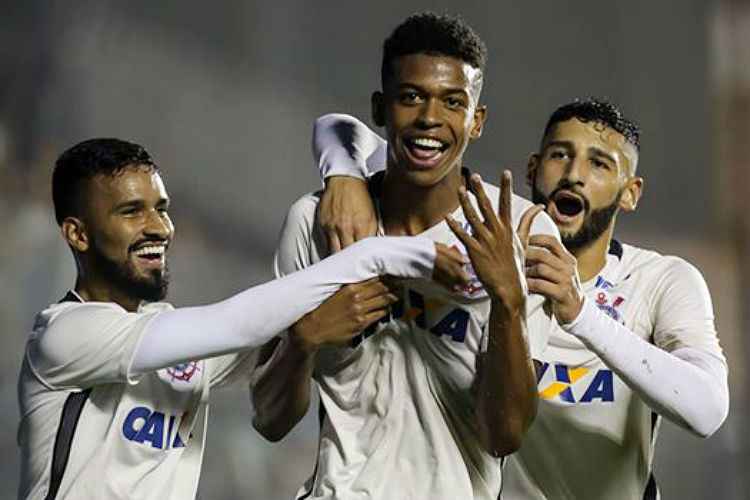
[261,176,560,500]
[17,292,255,500]
[502,241,726,500]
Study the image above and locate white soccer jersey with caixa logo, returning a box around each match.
[17,293,255,500]
[502,241,726,500]
[261,177,560,500]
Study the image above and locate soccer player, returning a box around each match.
[17,138,455,500]
[313,98,729,499]
[251,13,561,500]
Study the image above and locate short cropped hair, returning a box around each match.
[381,12,487,91]
[543,98,641,151]
[52,138,157,225]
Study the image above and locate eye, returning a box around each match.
[121,207,140,216]
[591,158,610,169]
[445,96,465,109]
[400,91,422,104]
[549,150,569,160]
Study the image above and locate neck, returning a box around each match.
[74,269,141,312]
[380,165,464,236]
[570,225,615,282]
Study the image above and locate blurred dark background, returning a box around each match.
[1,1,747,498]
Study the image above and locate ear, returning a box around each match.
[371,91,385,127]
[619,176,643,212]
[61,216,90,253]
[526,153,540,188]
[469,105,487,141]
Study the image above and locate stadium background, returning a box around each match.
[0,1,747,498]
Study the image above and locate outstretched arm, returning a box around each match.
[526,236,729,438]
[129,236,436,375]
[313,113,387,251]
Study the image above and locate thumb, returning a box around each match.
[517,204,545,250]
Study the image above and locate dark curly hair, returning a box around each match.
[381,12,487,93]
[543,98,641,151]
[52,138,158,225]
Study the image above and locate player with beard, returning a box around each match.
[312,98,729,499]
[251,13,561,500]
[17,138,459,500]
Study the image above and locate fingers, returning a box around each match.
[467,174,501,233]
[498,170,513,225]
[526,278,567,302]
[327,230,342,254]
[528,235,576,263]
[517,204,544,248]
[346,278,390,300]
[446,213,476,250]
[433,243,471,289]
[457,186,492,242]
[359,292,399,314]
[339,229,356,250]
[525,261,568,285]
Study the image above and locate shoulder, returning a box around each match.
[286,191,321,224]
[620,243,711,299]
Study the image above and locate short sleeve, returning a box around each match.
[206,351,260,390]
[27,303,160,389]
[652,258,725,361]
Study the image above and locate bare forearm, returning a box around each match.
[475,301,537,457]
[252,338,316,442]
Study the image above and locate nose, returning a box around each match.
[564,155,588,186]
[143,209,173,239]
[415,98,442,129]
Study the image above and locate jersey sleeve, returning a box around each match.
[651,257,725,361]
[313,114,387,180]
[206,351,260,389]
[27,303,159,389]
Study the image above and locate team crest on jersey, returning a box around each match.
[451,221,486,298]
[593,277,626,323]
[537,362,614,404]
[167,361,200,382]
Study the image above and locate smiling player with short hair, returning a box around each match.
[313,97,729,500]
[17,138,446,500]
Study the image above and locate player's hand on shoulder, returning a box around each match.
[289,278,396,354]
[446,171,526,311]
[320,176,377,253]
[525,234,584,324]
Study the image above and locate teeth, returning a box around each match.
[133,245,165,257]
[412,137,444,149]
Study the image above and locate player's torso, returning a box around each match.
[504,243,666,500]
[19,359,209,500]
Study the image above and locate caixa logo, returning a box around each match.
[122,406,187,449]
[537,362,614,403]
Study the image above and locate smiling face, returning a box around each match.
[529,118,642,251]
[373,53,486,188]
[66,165,174,302]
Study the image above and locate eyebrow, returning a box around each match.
[397,83,470,97]
[589,147,617,165]
[112,196,170,211]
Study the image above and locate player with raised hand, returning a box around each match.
[16,138,453,500]
[312,98,729,499]
[252,13,561,500]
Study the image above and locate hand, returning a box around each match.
[289,278,395,354]
[445,171,525,311]
[319,176,378,252]
[525,234,585,324]
[433,243,471,290]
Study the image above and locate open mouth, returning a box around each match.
[551,191,586,218]
[403,136,449,168]
[131,243,167,266]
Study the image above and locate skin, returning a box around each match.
[61,166,174,312]
[526,118,642,323]
[254,53,539,457]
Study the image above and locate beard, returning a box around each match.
[532,180,621,252]
[90,242,169,302]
